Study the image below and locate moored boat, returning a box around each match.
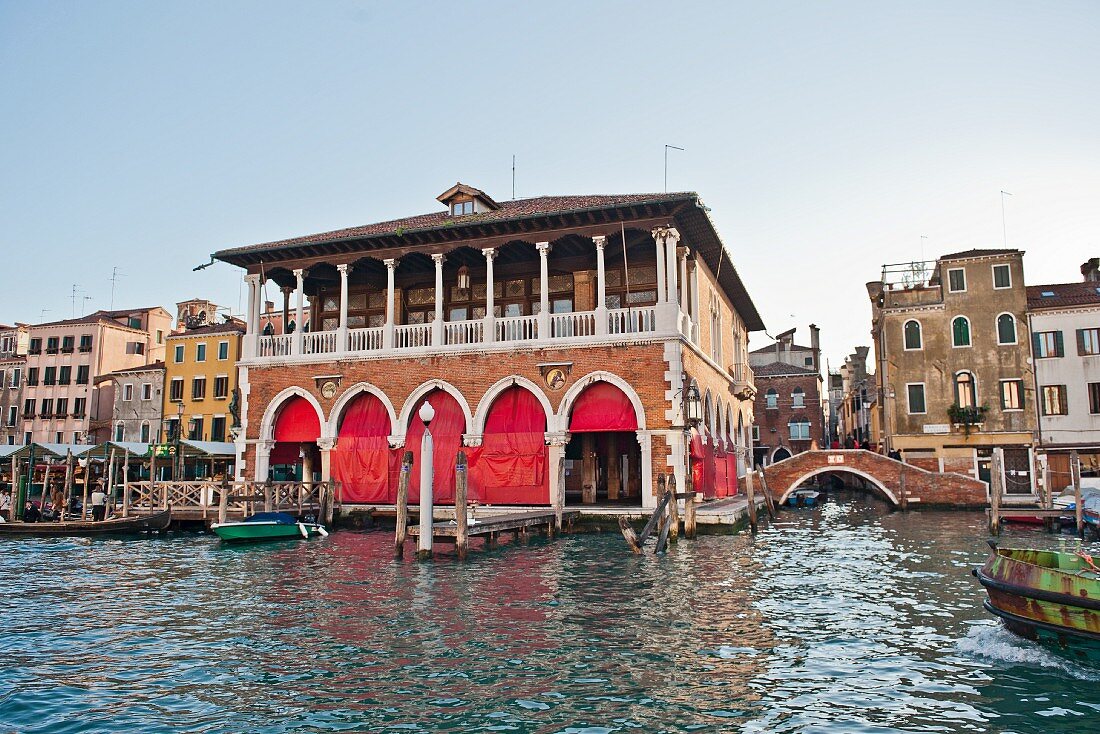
[0,509,172,537]
[974,544,1100,648]
[211,512,328,543]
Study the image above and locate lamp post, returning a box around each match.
[681,377,702,497]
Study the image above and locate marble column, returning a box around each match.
[593,235,608,335]
[536,242,551,339]
[383,258,397,350]
[431,253,446,347]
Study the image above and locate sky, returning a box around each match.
[1,1,1098,369]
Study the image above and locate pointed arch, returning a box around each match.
[472,376,554,435]
[326,382,399,439]
[396,379,474,440]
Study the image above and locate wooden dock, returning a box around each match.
[409,508,579,544]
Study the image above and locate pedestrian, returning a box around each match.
[23,500,41,523]
[0,488,10,520]
[90,482,108,521]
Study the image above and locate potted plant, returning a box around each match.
[947,404,988,436]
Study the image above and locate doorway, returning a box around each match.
[564,432,642,506]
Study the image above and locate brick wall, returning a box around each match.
[753,372,824,457]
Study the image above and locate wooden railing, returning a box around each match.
[126,480,341,523]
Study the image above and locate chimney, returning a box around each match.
[1082,258,1100,282]
[809,324,821,372]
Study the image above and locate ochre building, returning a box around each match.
[212,184,765,509]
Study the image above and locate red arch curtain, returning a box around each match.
[469,386,548,505]
[271,396,321,464]
[726,432,739,496]
[714,436,729,499]
[568,382,638,432]
[407,390,466,503]
[332,393,395,503]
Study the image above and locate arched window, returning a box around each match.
[766,388,778,410]
[997,313,1017,344]
[954,371,976,408]
[262,322,275,336]
[114,422,125,442]
[286,319,296,334]
[904,320,922,350]
[792,387,805,408]
[140,421,150,443]
[952,316,971,347]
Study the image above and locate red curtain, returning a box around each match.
[332,393,395,503]
[407,390,466,503]
[469,387,548,505]
[714,436,728,498]
[271,396,321,464]
[690,428,705,497]
[726,433,739,496]
[568,382,637,432]
[702,427,717,500]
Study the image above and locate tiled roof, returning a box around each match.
[940,248,1020,261]
[1027,283,1100,309]
[169,320,246,337]
[749,342,814,355]
[214,192,695,257]
[753,361,819,377]
[109,361,166,376]
[32,308,162,330]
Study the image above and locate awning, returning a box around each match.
[0,446,19,460]
[10,443,99,460]
[180,440,237,458]
[91,441,153,458]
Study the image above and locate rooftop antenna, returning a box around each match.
[1000,190,1013,247]
[664,144,684,193]
[511,154,516,200]
[109,267,123,309]
[39,309,50,321]
[82,295,93,312]
[70,284,81,318]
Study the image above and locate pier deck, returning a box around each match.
[408,508,579,541]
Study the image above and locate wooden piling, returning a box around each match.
[989,447,1004,536]
[80,460,90,521]
[394,451,413,559]
[655,493,672,554]
[618,516,642,553]
[122,448,131,517]
[758,472,777,520]
[107,448,117,513]
[1041,457,1054,533]
[218,475,229,525]
[745,468,758,534]
[666,474,679,543]
[1072,450,1083,538]
[684,474,697,540]
[455,451,469,559]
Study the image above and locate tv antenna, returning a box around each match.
[109,267,124,309]
[1000,191,1013,247]
[511,154,516,200]
[70,284,82,318]
[664,144,684,192]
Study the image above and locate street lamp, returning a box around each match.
[683,380,702,427]
[174,402,184,480]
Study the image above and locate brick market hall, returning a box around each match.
[212,184,765,511]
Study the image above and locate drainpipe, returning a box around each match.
[1026,312,1042,448]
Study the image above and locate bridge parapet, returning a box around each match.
[756,450,987,508]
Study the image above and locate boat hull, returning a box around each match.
[0,509,172,537]
[975,547,1100,643]
[211,521,324,543]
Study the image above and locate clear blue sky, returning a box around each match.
[2,1,1097,367]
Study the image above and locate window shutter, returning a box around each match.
[1032,332,1041,355]
[1078,329,1087,356]
[1055,331,1065,357]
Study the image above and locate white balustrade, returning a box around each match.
[303,330,338,355]
[444,319,484,346]
[348,327,384,352]
[496,315,538,342]
[607,306,657,335]
[258,334,292,357]
[550,311,596,338]
[394,323,432,349]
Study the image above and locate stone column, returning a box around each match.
[536,242,551,339]
[546,432,569,520]
[637,431,655,509]
[244,274,260,358]
[383,258,397,350]
[293,269,305,355]
[669,430,686,501]
[337,264,350,353]
[317,437,336,482]
[255,439,275,482]
[281,286,292,330]
[679,246,689,335]
[689,258,701,343]
[431,253,446,347]
[483,248,496,344]
[654,229,667,304]
[593,235,608,335]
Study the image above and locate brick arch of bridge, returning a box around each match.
[758,449,989,508]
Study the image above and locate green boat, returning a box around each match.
[974,544,1100,653]
[211,512,328,543]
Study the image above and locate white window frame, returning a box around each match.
[122,383,134,402]
[174,344,184,363]
[6,405,16,427]
[218,341,230,360]
[951,315,972,348]
[954,370,978,409]
[752,425,760,441]
[195,342,207,363]
[991,263,1012,290]
[170,376,184,402]
[791,387,805,408]
[906,382,927,415]
[765,388,779,410]
[1000,378,1024,412]
[996,312,1018,345]
[903,319,923,351]
[141,382,152,401]
[114,421,125,442]
[140,420,151,443]
[947,267,967,293]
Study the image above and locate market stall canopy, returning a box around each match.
[179,440,237,458]
[10,443,99,460]
[0,446,20,460]
[90,441,153,458]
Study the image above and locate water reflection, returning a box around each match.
[2,492,1100,733]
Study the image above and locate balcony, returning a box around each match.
[253,305,670,361]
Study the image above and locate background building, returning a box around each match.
[0,325,28,445]
[163,317,245,447]
[1027,258,1100,481]
[867,249,1037,495]
[838,346,878,448]
[101,362,165,444]
[748,325,825,464]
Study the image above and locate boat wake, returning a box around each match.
[956,623,1100,681]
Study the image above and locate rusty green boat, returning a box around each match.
[975,545,1100,650]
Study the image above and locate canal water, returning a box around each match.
[2,492,1099,733]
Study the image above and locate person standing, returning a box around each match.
[90,482,108,521]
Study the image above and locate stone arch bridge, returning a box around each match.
[757,450,988,508]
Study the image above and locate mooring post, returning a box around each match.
[80,459,91,521]
[417,402,436,561]
[618,515,642,553]
[745,468,758,534]
[684,472,697,539]
[898,469,908,511]
[1041,458,1054,533]
[218,475,229,525]
[455,451,469,559]
[758,471,777,520]
[394,451,413,559]
[989,447,1004,536]
[1072,450,1083,538]
[554,450,565,534]
[107,448,117,510]
[667,474,679,543]
[122,448,131,518]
